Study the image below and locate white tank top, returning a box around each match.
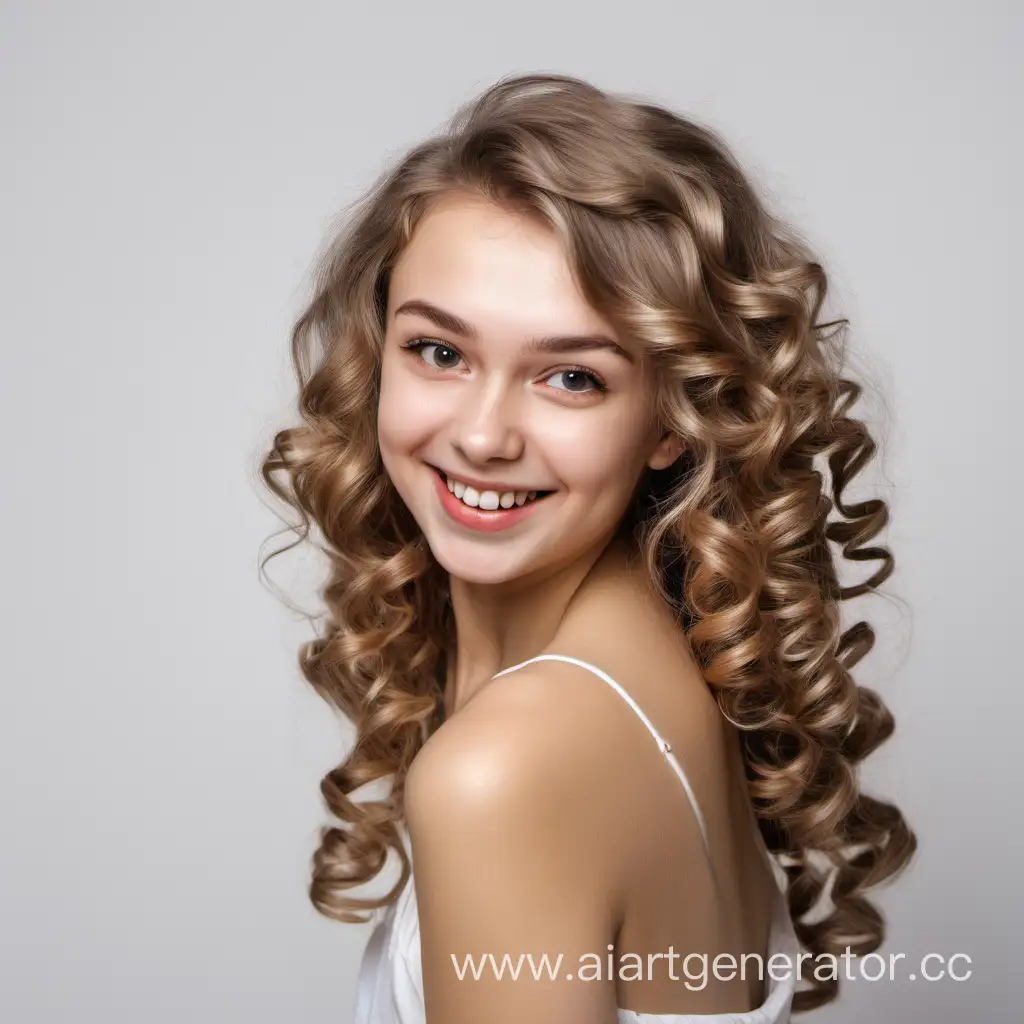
[354,654,800,1023]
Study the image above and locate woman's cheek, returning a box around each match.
[377,365,432,452]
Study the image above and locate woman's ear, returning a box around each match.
[646,431,685,471]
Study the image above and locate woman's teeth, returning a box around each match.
[445,474,540,510]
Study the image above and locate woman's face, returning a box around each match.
[377,192,681,586]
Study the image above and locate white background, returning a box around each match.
[1,1,1019,1020]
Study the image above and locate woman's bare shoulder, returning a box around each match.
[406,657,629,817]
[404,660,634,916]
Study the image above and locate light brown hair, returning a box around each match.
[260,72,916,1012]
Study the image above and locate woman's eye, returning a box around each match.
[544,369,604,394]
[402,340,604,395]
[405,340,463,370]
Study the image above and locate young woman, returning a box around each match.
[261,73,916,1023]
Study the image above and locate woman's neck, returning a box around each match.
[443,534,637,717]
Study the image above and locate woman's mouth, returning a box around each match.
[430,467,555,533]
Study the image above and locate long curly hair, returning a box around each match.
[260,72,916,1013]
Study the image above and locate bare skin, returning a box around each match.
[406,537,778,1022]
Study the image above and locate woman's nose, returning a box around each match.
[453,382,525,463]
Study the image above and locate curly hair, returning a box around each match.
[259,72,916,1013]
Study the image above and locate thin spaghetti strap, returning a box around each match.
[492,653,720,892]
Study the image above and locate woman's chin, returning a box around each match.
[426,539,530,587]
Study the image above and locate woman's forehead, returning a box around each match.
[388,197,616,345]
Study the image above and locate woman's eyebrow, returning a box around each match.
[393,298,635,364]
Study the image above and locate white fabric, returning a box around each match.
[354,655,799,1023]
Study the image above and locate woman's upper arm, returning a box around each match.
[405,684,621,1024]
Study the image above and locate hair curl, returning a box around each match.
[259,72,916,1013]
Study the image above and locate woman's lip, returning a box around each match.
[432,467,549,533]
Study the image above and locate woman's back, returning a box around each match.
[507,549,782,1014]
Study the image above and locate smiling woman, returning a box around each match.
[259,72,916,1024]
[377,192,676,586]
